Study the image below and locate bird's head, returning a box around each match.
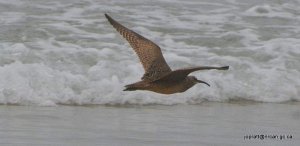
[189,76,210,87]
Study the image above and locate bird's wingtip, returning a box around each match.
[220,66,229,70]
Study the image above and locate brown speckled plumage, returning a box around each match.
[105,14,229,94]
[105,14,171,81]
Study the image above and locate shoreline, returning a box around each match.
[0,101,299,146]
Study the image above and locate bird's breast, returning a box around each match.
[146,79,195,94]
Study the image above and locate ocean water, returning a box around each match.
[0,0,299,105]
[0,103,299,146]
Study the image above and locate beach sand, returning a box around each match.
[0,102,299,146]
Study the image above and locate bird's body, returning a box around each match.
[124,76,197,94]
[105,14,229,94]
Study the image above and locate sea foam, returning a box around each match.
[0,0,299,105]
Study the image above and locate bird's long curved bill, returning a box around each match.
[196,79,210,87]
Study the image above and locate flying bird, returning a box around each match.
[105,13,229,94]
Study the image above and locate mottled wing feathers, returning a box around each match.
[105,14,171,81]
[155,66,229,82]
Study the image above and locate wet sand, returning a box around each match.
[0,102,299,146]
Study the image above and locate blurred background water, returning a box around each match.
[0,103,299,146]
[0,0,299,105]
[0,1,300,145]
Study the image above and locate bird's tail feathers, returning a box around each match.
[123,84,138,91]
[123,81,147,91]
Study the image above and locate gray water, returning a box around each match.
[0,0,299,105]
[0,0,300,145]
[0,103,299,146]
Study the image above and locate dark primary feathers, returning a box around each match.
[156,66,229,82]
[105,14,171,82]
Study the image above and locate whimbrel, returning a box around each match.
[105,14,229,94]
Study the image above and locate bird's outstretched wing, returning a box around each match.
[155,66,229,82]
[105,14,171,81]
